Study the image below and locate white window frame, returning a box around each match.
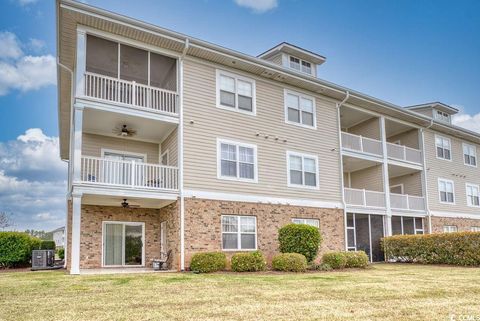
[471,226,480,232]
[466,183,480,207]
[286,151,319,189]
[435,135,452,161]
[392,216,424,235]
[443,225,458,233]
[217,138,258,183]
[101,221,145,268]
[292,218,320,228]
[160,149,169,166]
[101,149,147,162]
[390,184,404,194]
[463,143,477,167]
[288,55,313,75]
[438,178,455,205]
[435,110,450,123]
[284,89,317,129]
[221,215,257,251]
[216,69,256,115]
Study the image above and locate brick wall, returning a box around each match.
[183,198,345,267]
[430,216,480,233]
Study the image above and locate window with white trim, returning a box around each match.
[466,184,480,207]
[221,215,256,250]
[463,143,477,166]
[443,225,458,233]
[292,218,319,228]
[438,179,454,203]
[217,70,255,113]
[392,216,424,235]
[285,90,316,128]
[289,56,312,75]
[471,226,480,232]
[287,152,318,188]
[218,140,256,181]
[435,110,450,123]
[435,135,451,160]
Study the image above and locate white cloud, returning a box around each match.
[16,0,38,6]
[0,129,67,231]
[453,112,480,134]
[0,31,55,96]
[234,0,278,13]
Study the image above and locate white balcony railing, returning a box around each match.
[341,132,383,157]
[387,142,422,165]
[390,193,425,211]
[84,72,178,115]
[80,156,178,191]
[344,188,386,209]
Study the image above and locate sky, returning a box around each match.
[0,0,479,231]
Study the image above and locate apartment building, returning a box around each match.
[56,0,480,274]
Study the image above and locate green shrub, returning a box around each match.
[231,251,266,272]
[322,252,347,269]
[189,252,226,273]
[272,253,307,272]
[316,263,333,271]
[382,232,480,266]
[278,224,322,262]
[57,248,65,260]
[344,251,369,268]
[39,240,56,250]
[0,232,41,268]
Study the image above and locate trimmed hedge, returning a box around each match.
[231,251,266,272]
[189,252,226,273]
[272,253,307,272]
[322,252,347,269]
[40,240,56,250]
[0,232,41,268]
[382,232,480,266]
[57,248,65,260]
[278,224,322,262]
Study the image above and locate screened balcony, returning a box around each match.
[83,35,178,115]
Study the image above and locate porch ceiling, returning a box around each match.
[343,155,381,172]
[388,163,420,178]
[82,194,175,209]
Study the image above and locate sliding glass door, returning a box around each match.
[346,213,385,262]
[103,222,144,267]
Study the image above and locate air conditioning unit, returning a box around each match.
[32,250,55,270]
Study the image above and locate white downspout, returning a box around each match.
[179,38,189,271]
[336,91,350,251]
[423,119,434,233]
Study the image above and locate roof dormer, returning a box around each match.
[405,102,458,124]
[258,42,325,77]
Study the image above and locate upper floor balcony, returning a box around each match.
[344,188,425,212]
[77,34,178,117]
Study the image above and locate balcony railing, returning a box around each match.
[387,142,422,165]
[344,188,386,209]
[341,132,383,157]
[390,193,425,211]
[84,72,178,115]
[80,156,178,191]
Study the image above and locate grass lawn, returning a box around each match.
[1,263,479,321]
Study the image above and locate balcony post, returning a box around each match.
[406,195,410,210]
[363,189,366,206]
[75,28,86,97]
[73,104,84,183]
[70,192,82,275]
[132,81,136,106]
[131,160,136,187]
[359,135,364,152]
[380,116,392,236]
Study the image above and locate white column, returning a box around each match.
[380,116,392,236]
[75,29,87,98]
[178,55,185,271]
[419,128,432,233]
[73,103,84,183]
[70,192,82,275]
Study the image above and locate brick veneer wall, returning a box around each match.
[183,198,345,268]
[430,216,480,233]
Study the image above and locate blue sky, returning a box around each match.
[0,0,479,230]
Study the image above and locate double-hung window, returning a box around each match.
[285,90,316,128]
[443,225,458,233]
[466,184,480,207]
[438,179,455,204]
[287,151,318,188]
[221,215,256,250]
[435,135,451,160]
[292,218,319,228]
[463,143,477,167]
[289,56,313,75]
[217,70,255,114]
[218,139,257,182]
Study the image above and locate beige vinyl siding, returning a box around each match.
[263,53,283,66]
[411,108,433,118]
[348,165,384,192]
[387,129,420,149]
[161,129,178,166]
[82,133,160,164]
[424,129,480,214]
[347,117,381,140]
[182,59,342,202]
[389,172,422,196]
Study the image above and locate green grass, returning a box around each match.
[1,264,479,321]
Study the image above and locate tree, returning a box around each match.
[0,212,12,231]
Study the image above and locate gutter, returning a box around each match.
[423,119,434,233]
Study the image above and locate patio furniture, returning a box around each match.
[153,250,172,271]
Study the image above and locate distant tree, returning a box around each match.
[0,212,12,231]
[24,230,53,240]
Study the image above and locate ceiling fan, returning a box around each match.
[121,199,140,209]
[113,124,137,137]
